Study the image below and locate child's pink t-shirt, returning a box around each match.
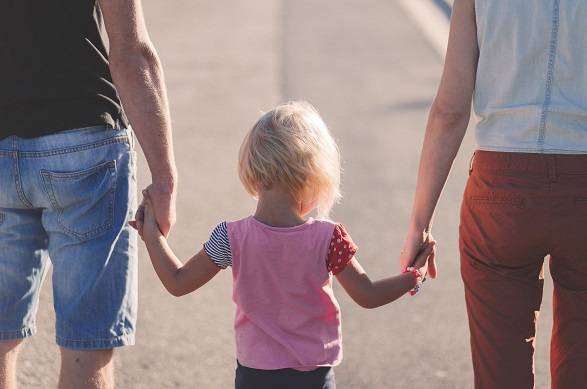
[204,216,357,370]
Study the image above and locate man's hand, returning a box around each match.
[400,229,437,279]
[144,182,176,237]
[141,190,165,242]
[130,182,176,238]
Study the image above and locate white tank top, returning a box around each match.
[474,0,587,153]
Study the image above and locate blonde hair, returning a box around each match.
[238,101,341,218]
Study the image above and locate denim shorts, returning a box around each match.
[0,125,138,350]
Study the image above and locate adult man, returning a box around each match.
[0,1,177,388]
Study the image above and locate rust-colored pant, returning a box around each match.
[460,151,587,389]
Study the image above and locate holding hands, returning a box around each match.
[132,186,438,301]
[137,190,164,242]
[130,182,176,239]
[400,228,437,280]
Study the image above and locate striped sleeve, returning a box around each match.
[203,222,232,269]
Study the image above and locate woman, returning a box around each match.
[400,1,587,388]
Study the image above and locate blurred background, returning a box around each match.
[17,1,554,388]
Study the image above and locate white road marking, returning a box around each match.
[397,0,451,60]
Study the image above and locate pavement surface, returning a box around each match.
[16,1,554,388]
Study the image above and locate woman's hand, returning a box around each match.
[400,229,437,279]
[410,237,436,280]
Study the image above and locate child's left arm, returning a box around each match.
[141,194,221,297]
[335,241,434,309]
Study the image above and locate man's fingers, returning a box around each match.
[142,190,156,219]
[142,186,174,237]
[143,202,154,221]
[131,203,145,234]
[142,189,153,204]
[135,204,145,220]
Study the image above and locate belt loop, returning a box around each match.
[129,126,136,149]
[547,155,557,181]
[114,116,122,131]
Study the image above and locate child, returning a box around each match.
[137,101,435,389]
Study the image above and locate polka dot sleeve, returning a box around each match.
[327,224,358,275]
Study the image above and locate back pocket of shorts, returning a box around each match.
[41,160,117,241]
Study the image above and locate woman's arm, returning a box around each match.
[337,242,435,309]
[399,0,479,275]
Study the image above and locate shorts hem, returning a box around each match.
[0,327,36,341]
[56,332,135,350]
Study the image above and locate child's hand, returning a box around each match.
[128,203,144,232]
[410,236,436,280]
[141,190,164,242]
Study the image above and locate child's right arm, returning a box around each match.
[335,241,434,309]
[141,193,221,297]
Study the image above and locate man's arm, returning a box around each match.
[99,0,177,236]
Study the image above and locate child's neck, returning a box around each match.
[254,188,307,228]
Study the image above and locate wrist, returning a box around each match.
[407,222,432,245]
[151,165,178,187]
[408,220,431,236]
[401,272,418,288]
[145,233,166,251]
[151,174,178,191]
[402,267,424,296]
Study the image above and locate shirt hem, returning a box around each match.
[477,145,587,154]
[237,359,341,371]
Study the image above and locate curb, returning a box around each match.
[398,0,451,58]
[432,0,452,18]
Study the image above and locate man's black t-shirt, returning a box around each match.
[0,0,128,138]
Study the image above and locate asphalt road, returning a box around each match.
[16,1,553,388]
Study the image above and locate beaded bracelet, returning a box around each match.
[403,267,423,296]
